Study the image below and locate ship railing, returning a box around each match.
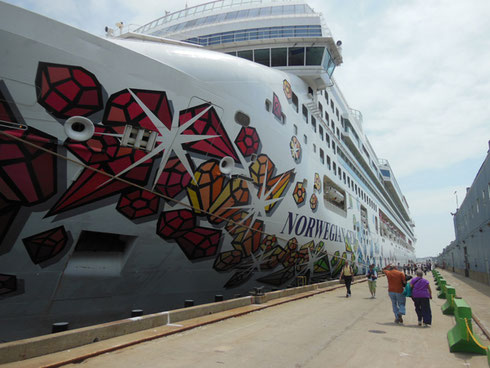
[134,0,300,34]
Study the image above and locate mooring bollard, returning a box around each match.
[215,295,224,302]
[184,299,194,307]
[131,309,143,317]
[52,322,69,333]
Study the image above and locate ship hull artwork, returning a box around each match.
[0,2,414,341]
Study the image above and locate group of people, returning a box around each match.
[382,263,432,326]
[339,262,432,326]
[403,262,431,276]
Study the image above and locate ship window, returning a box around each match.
[293,124,298,135]
[331,100,334,111]
[332,121,335,131]
[347,177,350,187]
[237,50,253,61]
[327,59,336,76]
[336,127,340,138]
[311,116,316,132]
[234,111,250,127]
[289,47,305,66]
[302,104,308,123]
[323,175,346,213]
[248,8,260,17]
[336,108,339,119]
[319,148,324,164]
[318,102,323,115]
[327,155,331,170]
[283,5,295,14]
[319,125,324,140]
[225,11,239,20]
[325,91,329,102]
[308,87,314,96]
[259,7,271,16]
[292,92,298,112]
[295,4,306,13]
[271,48,287,66]
[271,6,283,15]
[343,172,346,183]
[306,47,324,65]
[254,48,270,66]
[333,161,336,172]
[281,113,286,124]
[226,51,237,56]
[265,99,271,112]
[313,143,316,153]
[304,134,307,144]
[237,9,249,19]
[332,141,336,153]
[325,111,329,123]
[74,231,133,253]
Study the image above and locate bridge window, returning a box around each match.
[254,48,270,66]
[306,47,324,65]
[289,47,305,66]
[271,47,287,66]
[237,50,253,61]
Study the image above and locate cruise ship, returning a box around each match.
[0,0,416,341]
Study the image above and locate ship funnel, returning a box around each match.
[64,116,95,141]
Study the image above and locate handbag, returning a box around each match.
[402,283,411,297]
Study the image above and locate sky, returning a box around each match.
[4,0,490,258]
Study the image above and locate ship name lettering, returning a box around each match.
[280,211,345,244]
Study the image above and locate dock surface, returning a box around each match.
[3,269,489,368]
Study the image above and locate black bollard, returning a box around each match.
[52,322,69,333]
[215,295,224,302]
[131,309,143,317]
[184,299,194,307]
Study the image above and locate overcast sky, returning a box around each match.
[4,0,490,258]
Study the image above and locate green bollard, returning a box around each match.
[447,298,487,354]
[438,282,449,299]
[436,278,446,291]
[441,286,456,314]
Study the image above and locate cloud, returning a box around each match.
[330,0,490,178]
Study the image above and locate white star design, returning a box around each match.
[101,89,219,188]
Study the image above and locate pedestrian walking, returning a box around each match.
[366,264,377,298]
[382,263,407,324]
[339,261,354,298]
[410,269,432,326]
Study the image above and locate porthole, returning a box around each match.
[234,111,250,126]
[265,99,271,112]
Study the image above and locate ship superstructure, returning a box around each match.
[0,0,415,342]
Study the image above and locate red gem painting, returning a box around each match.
[155,156,192,198]
[234,127,260,157]
[272,93,282,120]
[117,189,160,220]
[0,274,17,295]
[102,89,172,131]
[0,127,57,206]
[156,209,196,239]
[22,226,68,264]
[35,62,103,119]
[180,104,238,161]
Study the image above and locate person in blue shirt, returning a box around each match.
[366,264,378,298]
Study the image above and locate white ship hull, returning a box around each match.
[0,2,414,341]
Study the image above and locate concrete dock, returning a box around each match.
[1,270,489,368]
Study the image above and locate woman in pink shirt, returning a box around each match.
[410,269,432,326]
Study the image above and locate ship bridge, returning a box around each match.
[133,0,343,91]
